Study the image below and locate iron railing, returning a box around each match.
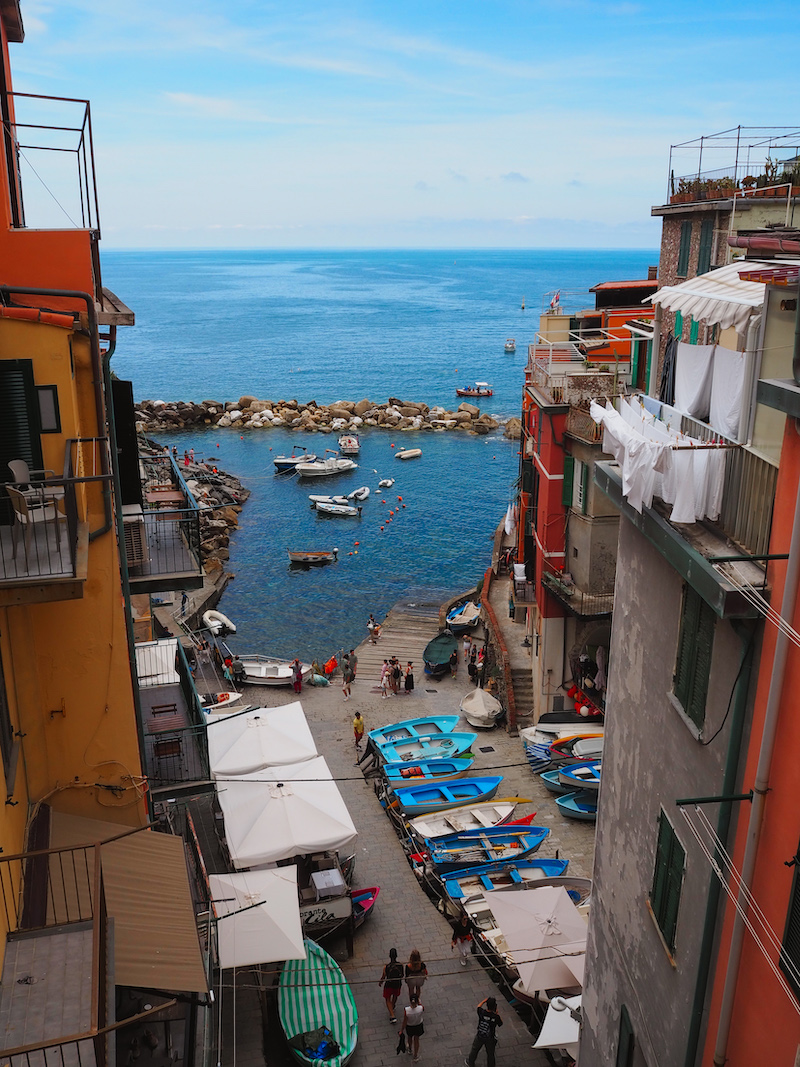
[541,569,614,617]
[567,408,604,444]
[665,127,800,204]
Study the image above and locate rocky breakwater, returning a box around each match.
[137,396,522,440]
[166,455,250,577]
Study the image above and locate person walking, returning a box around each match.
[464,997,502,1067]
[353,710,365,749]
[399,993,424,1063]
[349,649,358,677]
[391,657,402,694]
[404,662,415,695]
[450,649,459,677]
[342,661,354,701]
[380,659,391,699]
[463,633,471,662]
[292,658,303,694]
[404,949,427,1000]
[451,914,472,966]
[378,947,404,1024]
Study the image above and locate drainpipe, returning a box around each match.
[683,621,755,1067]
[713,476,800,1065]
[737,313,762,444]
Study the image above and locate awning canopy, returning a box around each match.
[649,260,768,333]
[217,756,358,868]
[210,869,305,968]
[208,703,318,777]
[533,994,581,1056]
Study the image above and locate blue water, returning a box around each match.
[104,248,656,659]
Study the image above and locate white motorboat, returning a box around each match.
[235,655,313,687]
[504,338,516,353]
[378,478,395,488]
[395,448,422,461]
[338,433,360,455]
[461,688,504,729]
[274,447,317,472]
[309,494,349,506]
[348,486,370,501]
[199,691,244,713]
[316,501,362,517]
[287,548,338,565]
[202,609,237,635]
[296,451,358,477]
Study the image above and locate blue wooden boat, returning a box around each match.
[427,826,549,873]
[442,857,569,899]
[368,715,459,746]
[382,756,474,786]
[375,731,477,764]
[538,768,572,795]
[556,790,598,821]
[392,776,503,817]
[558,760,601,792]
[422,631,458,678]
[445,600,481,636]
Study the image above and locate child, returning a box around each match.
[353,711,365,748]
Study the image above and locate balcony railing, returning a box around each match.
[567,408,604,444]
[542,569,615,617]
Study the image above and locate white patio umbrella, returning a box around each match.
[210,868,306,968]
[533,994,581,1057]
[207,702,318,776]
[487,886,587,994]
[217,756,358,868]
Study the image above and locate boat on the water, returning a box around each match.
[382,756,474,786]
[392,776,503,817]
[351,886,380,929]
[446,600,481,636]
[235,654,313,687]
[441,857,570,901]
[309,494,349,506]
[368,715,460,746]
[423,630,459,678]
[348,486,370,501]
[374,731,477,764]
[504,339,516,352]
[556,790,598,821]
[407,799,522,840]
[202,609,236,636]
[296,453,358,478]
[338,433,360,456]
[558,760,601,792]
[426,826,549,873]
[274,447,317,472]
[455,381,493,398]
[377,477,395,488]
[395,448,422,460]
[287,548,338,565]
[460,688,504,730]
[279,940,358,1067]
[316,501,362,517]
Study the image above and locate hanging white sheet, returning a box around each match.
[675,342,716,420]
[709,346,746,440]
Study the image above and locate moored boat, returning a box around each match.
[374,731,477,764]
[368,715,460,746]
[441,857,570,901]
[296,453,358,478]
[287,548,338,565]
[558,760,601,792]
[446,600,481,636]
[351,886,380,929]
[539,768,573,795]
[408,799,522,841]
[426,826,549,873]
[455,381,493,398]
[309,494,349,506]
[202,609,236,635]
[504,338,516,352]
[392,775,503,817]
[382,756,474,786]
[236,654,313,687]
[377,477,395,488]
[556,790,598,821]
[274,447,317,472]
[347,486,370,501]
[316,501,362,517]
[279,940,358,1066]
[395,448,422,460]
[460,688,504,730]
[338,433,360,456]
[423,630,459,678]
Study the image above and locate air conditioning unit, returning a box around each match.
[121,504,149,568]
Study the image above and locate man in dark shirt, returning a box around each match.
[465,996,502,1066]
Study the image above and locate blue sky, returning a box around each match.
[10,0,800,248]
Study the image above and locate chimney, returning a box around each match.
[647,265,658,280]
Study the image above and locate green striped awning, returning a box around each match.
[278,940,358,1066]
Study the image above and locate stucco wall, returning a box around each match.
[580,518,756,1067]
[567,511,618,594]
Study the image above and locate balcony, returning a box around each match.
[527,342,623,408]
[542,568,614,618]
[125,454,204,595]
[0,439,111,606]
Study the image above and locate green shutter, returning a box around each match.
[698,218,714,275]
[581,461,589,515]
[674,310,683,339]
[689,317,700,344]
[674,585,715,729]
[677,220,692,277]
[562,455,574,506]
[616,1005,635,1067]
[651,811,685,952]
[651,813,672,919]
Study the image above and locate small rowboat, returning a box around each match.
[442,857,569,900]
[395,448,422,460]
[202,609,236,635]
[382,756,474,786]
[455,381,493,398]
[279,940,358,1066]
[423,631,459,678]
[199,691,243,712]
[236,654,312,687]
[375,732,477,764]
[287,548,338,565]
[368,715,460,746]
[539,768,572,795]
[556,790,598,821]
[347,486,370,501]
[378,478,395,488]
[309,494,349,506]
[316,501,362,517]
[408,799,521,840]
[351,886,380,929]
[558,760,601,792]
[426,826,549,872]
[446,600,481,636]
[392,776,503,817]
[548,734,604,764]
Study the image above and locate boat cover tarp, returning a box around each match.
[423,631,458,666]
[448,601,481,627]
[648,260,767,334]
[217,756,358,867]
[208,703,318,777]
[279,940,358,1067]
[210,868,305,967]
[460,688,503,724]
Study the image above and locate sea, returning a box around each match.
[105,248,657,661]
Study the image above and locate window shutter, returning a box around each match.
[562,455,575,506]
[581,462,589,515]
[674,310,684,340]
[781,846,800,997]
[662,832,686,950]
[651,813,672,918]
[0,360,44,526]
[616,1005,635,1067]
[674,587,701,708]
[677,220,692,277]
[687,602,715,727]
[689,317,700,344]
[698,218,714,275]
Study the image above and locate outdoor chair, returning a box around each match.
[6,485,66,564]
[8,458,65,503]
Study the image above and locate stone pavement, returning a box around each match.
[235,599,595,1066]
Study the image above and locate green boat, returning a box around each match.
[279,940,358,1066]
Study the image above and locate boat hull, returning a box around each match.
[287,549,338,565]
[382,757,474,786]
[368,715,460,745]
[375,731,477,764]
[442,858,570,900]
[351,886,380,929]
[279,941,358,1067]
[556,790,598,821]
[395,449,422,460]
[408,799,520,840]
[558,760,601,792]
[238,656,313,687]
[427,826,549,872]
[392,776,503,817]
